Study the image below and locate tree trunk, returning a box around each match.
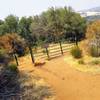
[45,47,50,60]
[75,34,78,46]
[28,45,35,63]
[59,41,63,55]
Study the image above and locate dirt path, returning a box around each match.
[19,54,100,100]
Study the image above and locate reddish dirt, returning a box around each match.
[19,54,100,100]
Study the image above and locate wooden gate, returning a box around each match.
[33,43,74,60]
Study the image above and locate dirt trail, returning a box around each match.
[19,54,100,100]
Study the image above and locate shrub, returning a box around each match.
[0,33,27,57]
[78,59,85,64]
[0,49,5,63]
[8,63,18,72]
[71,46,82,59]
[89,46,100,57]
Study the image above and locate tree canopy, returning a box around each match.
[0,7,87,44]
[30,7,86,43]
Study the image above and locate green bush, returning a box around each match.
[78,59,85,64]
[0,49,6,55]
[71,46,82,59]
[89,46,100,57]
[8,63,18,72]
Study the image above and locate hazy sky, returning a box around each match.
[0,0,100,19]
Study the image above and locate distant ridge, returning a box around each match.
[78,6,100,21]
[80,6,100,12]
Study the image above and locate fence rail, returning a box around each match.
[34,43,74,60]
[15,43,75,65]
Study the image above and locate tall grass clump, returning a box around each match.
[78,59,85,64]
[71,46,82,59]
[89,46,100,57]
[8,63,18,72]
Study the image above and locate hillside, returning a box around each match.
[79,6,100,21]
[82,6,100,12]
[86,15,100,21]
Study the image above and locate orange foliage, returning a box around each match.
[0,33,25,53]
[86,20,100,39]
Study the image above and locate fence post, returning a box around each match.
[28,45,35,63]
[11,41,19,66]
[45,47,50,60]
[59,41,63,55]
[13,53,19,66]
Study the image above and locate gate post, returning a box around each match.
[28,45,35,63]
[59,41,63,55]
[45,47,50,60]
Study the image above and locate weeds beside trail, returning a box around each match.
[0,65,54,100]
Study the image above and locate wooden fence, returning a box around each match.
[33,42,74,60]
[14,42,74,65]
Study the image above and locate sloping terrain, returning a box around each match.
[19,54,100,100]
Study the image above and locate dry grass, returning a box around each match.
[64,55,100,74]
[19,72,54,100]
